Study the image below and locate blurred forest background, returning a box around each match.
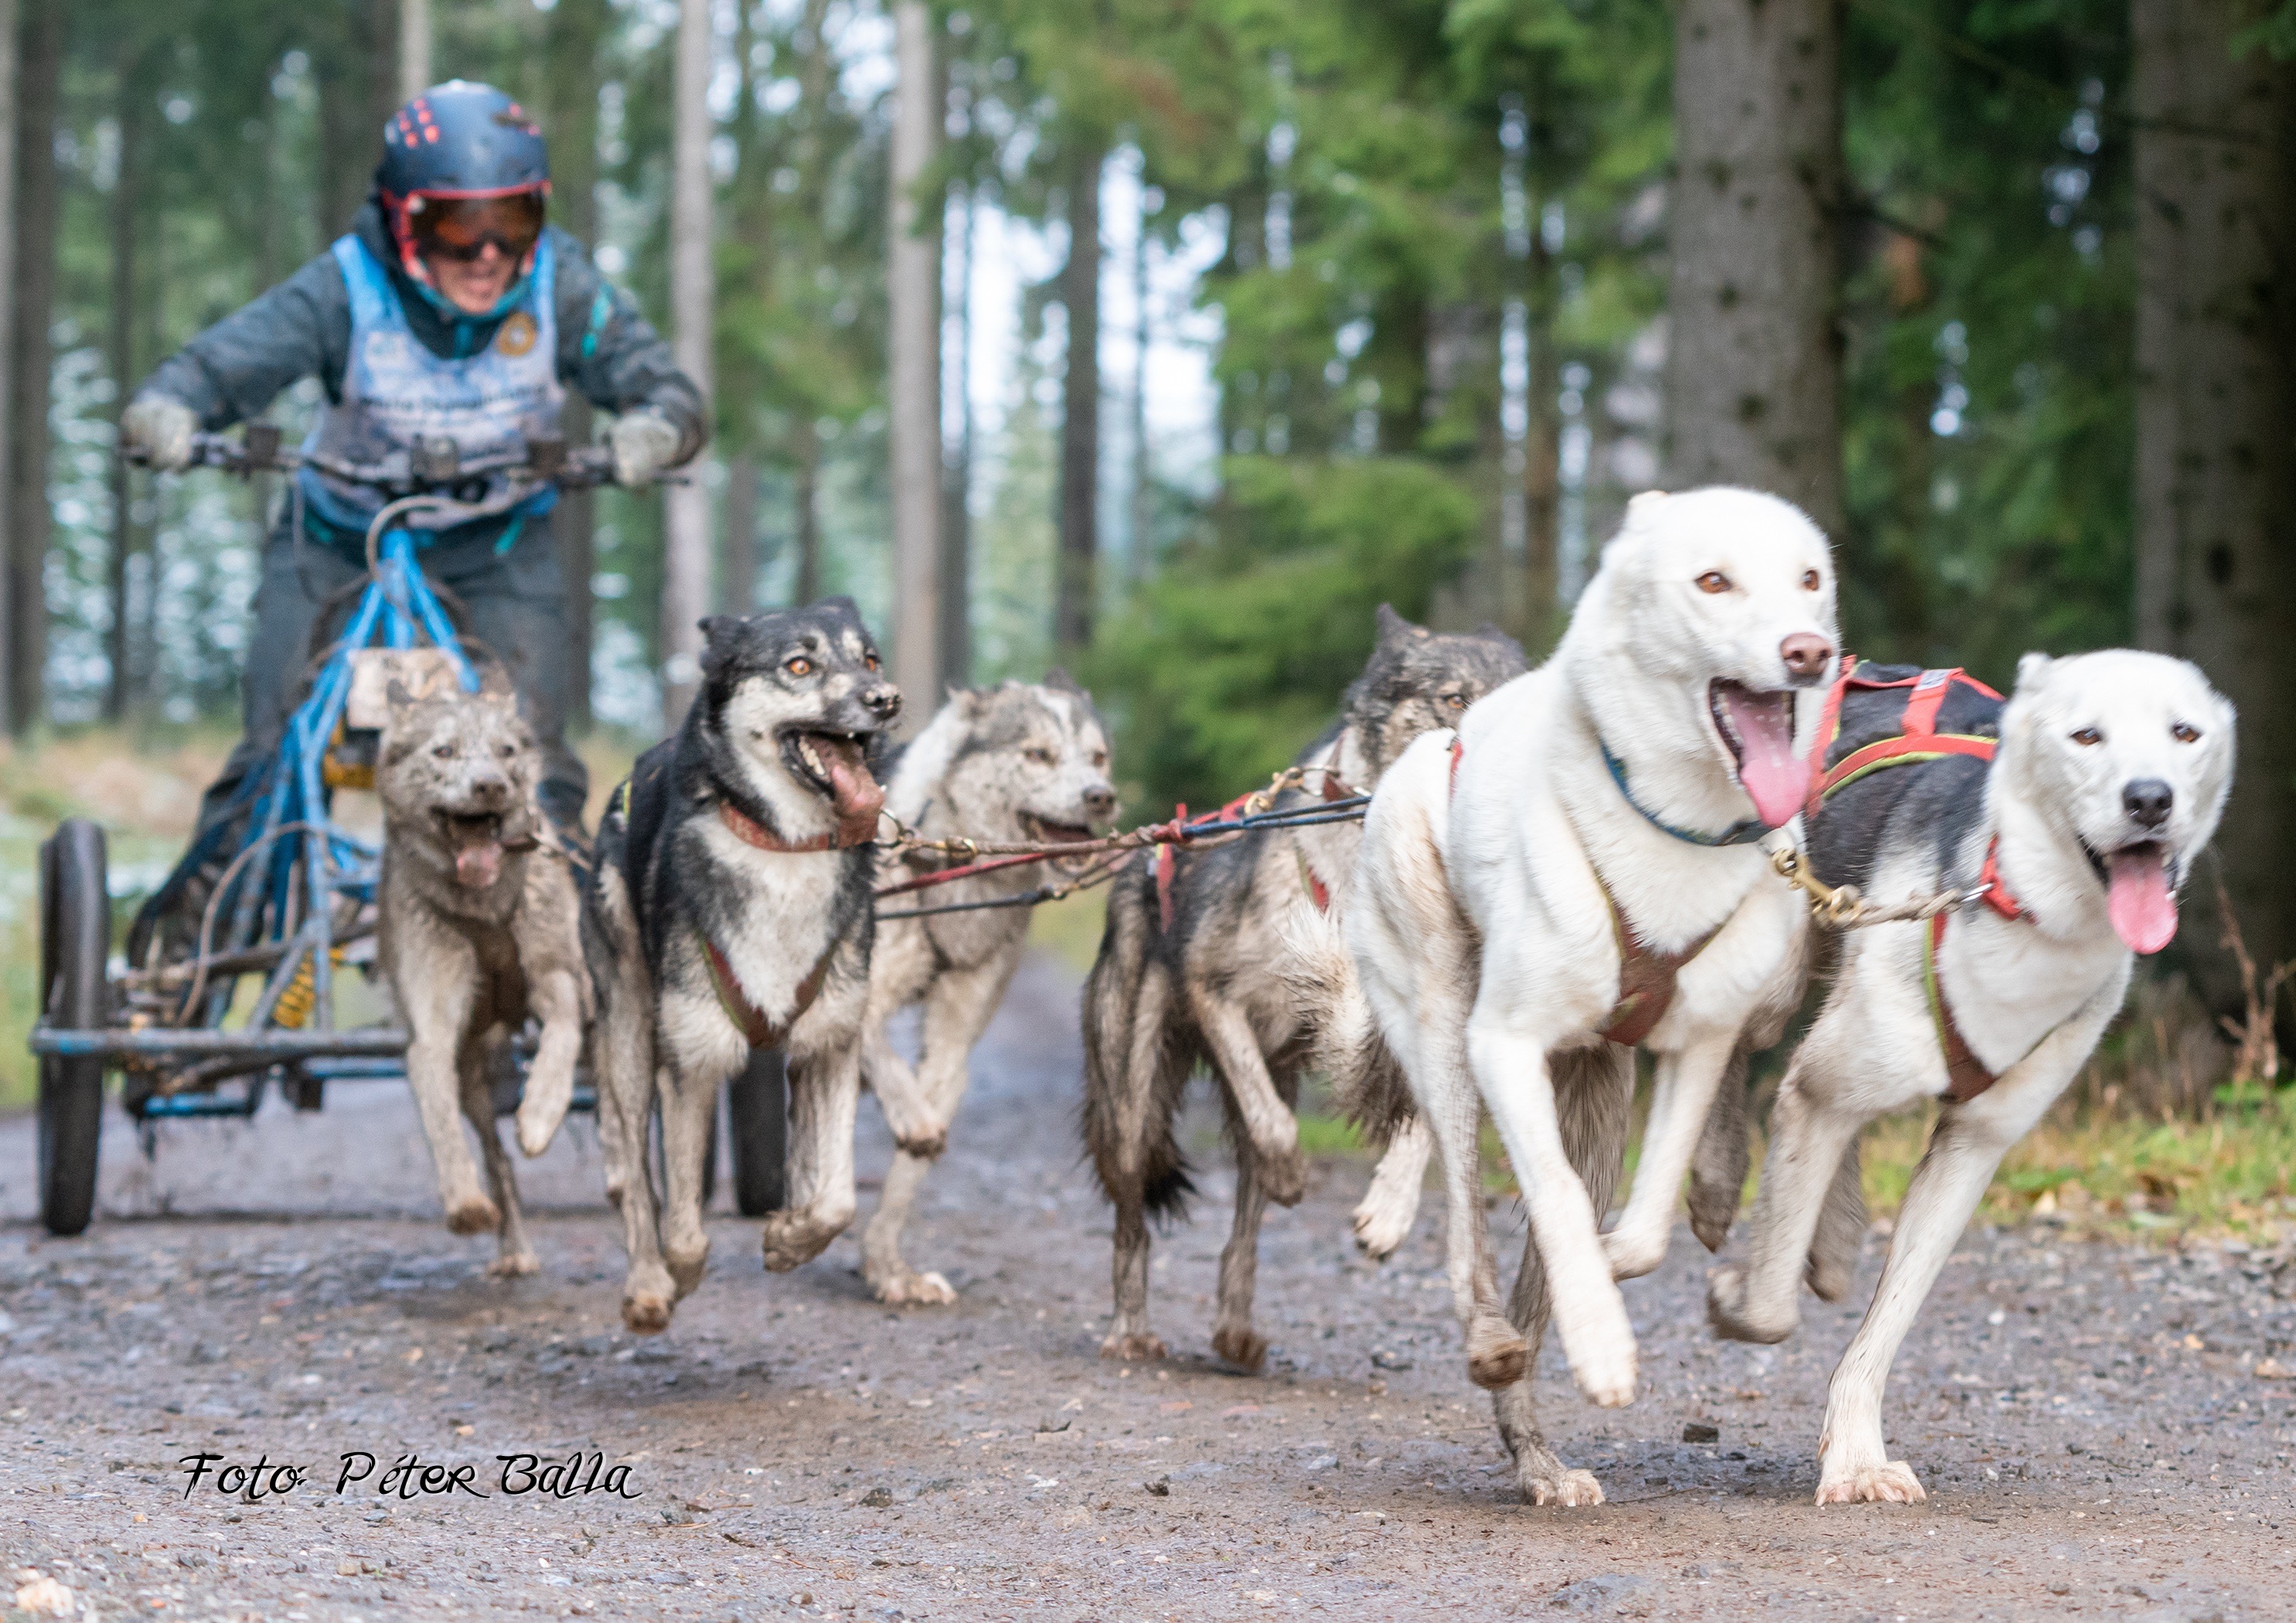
[0,0,2289,1038]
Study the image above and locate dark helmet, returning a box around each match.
[376,80,549,201]
[376,82,551,296]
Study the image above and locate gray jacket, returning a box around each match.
[138,203,706,465]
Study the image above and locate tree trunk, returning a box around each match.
[793,414,822,606]
[938,180,973,690]
[7,0,60,737]
[105,43,146,725]
[1054,143,1103,660]
[2131,0,2296,1005]
[659,0,715,728]
[399,0,431,102]
[316,1,398,241]
[546,0,608,728]
[1128,182,1151,583]
[1667,0,1843,535]
[888,0,942,716]
[722,452,757,612]
[0,0,19,729]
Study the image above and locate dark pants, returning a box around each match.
[196,504,589,834]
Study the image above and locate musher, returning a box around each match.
[122,79,705,845]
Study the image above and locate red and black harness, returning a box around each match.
[1153,762,1358,931]
[1807,658,2032,1102]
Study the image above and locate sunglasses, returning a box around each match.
[407,193,546,264]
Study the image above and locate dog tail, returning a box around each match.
[1282,908,1415,1146]
[1080,859,1195,1222]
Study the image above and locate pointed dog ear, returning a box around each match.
[1374,603,1426,643]
[476,662,516,699]
[384,677,415,708]
[1042,665,1087,697]
[2015,651,2054,694]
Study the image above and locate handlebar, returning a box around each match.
[179,425,625,495]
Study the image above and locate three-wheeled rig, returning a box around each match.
[28,427,789,1236]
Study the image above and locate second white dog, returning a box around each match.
[1342,486,1837,1505]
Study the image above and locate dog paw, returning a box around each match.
[1521,1468,1606,1508]
[1685,1185,1739,1256]
[1465,1318,1529,1390]
[445,1195,501,1236]
[487,1249,542,1279]
[514,1103,566,1160]
[1099,1331,1167,1363]
[622,1291,674,1335]
[758,1214,836,1274]
[1351,1199,1413,1260]
[1706,1267,1797,1345]
[1259,1147,1309,1209]
[1560,1315,1638,1408]
[1210,1325,1268,1373]
[603,1176,626,1212]
[870,1267,958,1307]
[665,1244,710,1300]
[1600,1224,1666,1280]
[1816,1461,1926,1505]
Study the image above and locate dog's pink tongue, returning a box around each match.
[1719,685,1809,828]
[455,841,502,889]
[815,737,885,841]
[2105,847,2178,954]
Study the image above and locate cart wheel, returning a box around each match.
[726,1048,788,1216]
[38,819,111,1237]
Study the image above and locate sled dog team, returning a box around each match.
[373,486,2234,1509]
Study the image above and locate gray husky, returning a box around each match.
[857,673,1119,1304]
[376,668,589,1276]
[1082,607,1527,1370]
[586,600,904,1333]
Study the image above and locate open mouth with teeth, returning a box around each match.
[1020,811,1099,845]
[783,728,887,842]
[436,810,507,889]
[2082,838,2179,954]
[1706,679,1810,828]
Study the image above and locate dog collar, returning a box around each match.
[717,799,864,854]
[1599,742,1777,848]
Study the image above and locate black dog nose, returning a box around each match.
[1083,784,1117,818]
[863,682,901,720]
[2123,778,2173,829]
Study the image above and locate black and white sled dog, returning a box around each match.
[1708,649,2234,1504]
[857,673,1120,1304]
[376,666,588,1277]
[1329,489,1837,1505]
[1082,607,1527,1372]
[586,600,902,1333]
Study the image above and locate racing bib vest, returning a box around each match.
[298,233,564,543]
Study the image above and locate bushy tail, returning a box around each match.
[1281,908,1416,1145]
[1080,861,1196,1222]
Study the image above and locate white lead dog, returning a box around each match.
[1341,487,1838,1504]
[1709,648,2234,1504]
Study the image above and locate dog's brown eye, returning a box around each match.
[2071,726,2103,746]
[1091,752,1108,769]
[496,742,516,759]
[2172,721,2200,744]
[1443,693,1467,710]
[1801,569,1821,590]
[785,656,812,677]
[431,743,454,760]
[1695,571,1732,595]
[1024,747,1056,766]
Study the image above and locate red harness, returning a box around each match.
[1810,659,2032,1101]
[718,798,870,854]
[703,936,833,1048]
[1448,735,1715,1047]
[1154,764,1357,931]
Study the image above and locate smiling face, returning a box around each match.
[379,687,537,888]
[2001,650,2236,953]
[1596,488,1840,826]
[701,598,903,841]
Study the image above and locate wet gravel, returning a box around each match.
[4,952,2294,1621]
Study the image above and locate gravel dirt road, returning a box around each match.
[4,950,2294,1621]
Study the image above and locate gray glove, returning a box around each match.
[121,395,199,472]
[608,408,684,489]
